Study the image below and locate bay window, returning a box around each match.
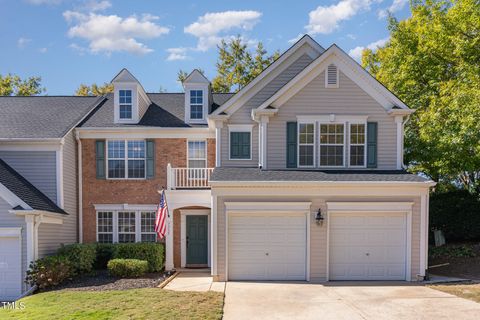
[97,211,113,243]
[141,212,157,242]
[118,211,136,243]
[97,210,157,243]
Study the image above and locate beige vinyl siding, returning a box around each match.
[0,150,57,202]
[38,131,78,256]
[221,54,314,167]
[215,191,422,282]
[267,71,397,169]
[0,197,28,293]
[138,93,149,120]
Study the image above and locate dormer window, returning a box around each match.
[190,90,204,120]
[119,90,132,119]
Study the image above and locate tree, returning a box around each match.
[211,36,279,93]
[75,83,113,96]
[361,0,480,193]
[0,74,44,96]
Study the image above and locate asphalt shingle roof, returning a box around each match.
[0,96,102,139]
[0,159,66,214]
[81,92,234,128]
[210,167,430,183]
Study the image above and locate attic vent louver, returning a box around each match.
[326,64,338,88]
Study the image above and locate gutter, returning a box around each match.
[209,180,437,188]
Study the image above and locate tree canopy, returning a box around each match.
[362,0,480,193]
[0,74,44,96]
[75,83,114,96]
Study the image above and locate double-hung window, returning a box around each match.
[119,90,132,119]
[298,123,315,167]
[107,140,146,179]
[319,124,345,167]
[188,141,207,168]
[141,211,157,242]
[349,123,366,167]
[118,211,136,243]
[230,131,251,160]
[97,211,113,243]
[190,90,203,120]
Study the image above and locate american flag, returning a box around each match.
[155,190,169,239]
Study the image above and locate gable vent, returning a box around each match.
[326,64,338,88]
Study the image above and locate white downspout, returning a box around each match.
[76,131,83,243]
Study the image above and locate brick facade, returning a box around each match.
[82,138,215,258]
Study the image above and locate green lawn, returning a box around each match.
[0,288,224,320]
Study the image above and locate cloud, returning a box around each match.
[81,0,112,12]
[166,47,189,61]
[184,10,262,51]
[39,47,48,53]
[63,11,169,55]
[348,37,389,60]
[378,0,408,18]
[306,0,377,34]
[17,37,31,49]
[288,33,304,44]
[25,0,62,4]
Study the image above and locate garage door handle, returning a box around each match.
[366,253,370,256]
[265,253,269,256]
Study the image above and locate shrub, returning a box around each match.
[429,244,477,260]
[57,243,96,275]
[430,190,480,241]
[107,259,149,278]
[94,243,117,269]
[113,243,164,272]
[25,255,73,289]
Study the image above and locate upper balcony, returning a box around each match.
[166,164,214,190]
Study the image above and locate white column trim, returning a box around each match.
[214,121,223,167]
[76,132,83,243]
[180,209,211,268]
[211,194,218,277]
[165,212,174,270]
[419,194,427,278]
[259,115,269,169]
[395,115,403,170]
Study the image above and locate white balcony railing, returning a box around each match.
[167,164,214,190]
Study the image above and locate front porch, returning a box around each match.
[164,164,213,272]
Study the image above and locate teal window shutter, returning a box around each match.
[367,122,377,168]
[230,132,251,159]
[95,140,106,179]
[146,140,155,179]
[286,122,297,168]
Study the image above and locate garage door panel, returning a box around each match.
[0,236,22,301]
[229,213,307,281]
[329,212,407,281]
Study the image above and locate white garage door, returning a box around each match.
[0,236,22,301]
[228,213,307,281]
[329,212,407,281]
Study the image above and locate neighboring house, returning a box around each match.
[0,34,436,301]
[0,96,102,300]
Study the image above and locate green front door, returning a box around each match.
[186,215,208,265]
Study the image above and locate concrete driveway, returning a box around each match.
[224,282,480,320]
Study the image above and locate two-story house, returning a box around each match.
[0,96,102,300]
[0,35,435,300]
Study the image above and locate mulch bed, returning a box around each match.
[429,243,480,281]
[43,270,173,292]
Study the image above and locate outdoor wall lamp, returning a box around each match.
[315,208,324,225]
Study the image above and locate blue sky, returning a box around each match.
[0,0,411,95]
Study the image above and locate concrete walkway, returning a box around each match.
[224,281,480,320]
[163,271,225,292]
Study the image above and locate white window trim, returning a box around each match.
[189,89,205,121]
[318,122,346,168]
[348,122,367,168]
[185,86,208,124]
[106,139,146,180]
[96,209,157,243]
[228,124,253,161]
[119,89,133,120]
[187,140,207,168]
[297,121,316,168]
[114,84,139,124]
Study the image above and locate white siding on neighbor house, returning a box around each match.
[221,54,314,167]
[214,192,421,282]
[0,151,57,202]
[267,71,397,170]
[0,197,27,293]
[37,131,78,257]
